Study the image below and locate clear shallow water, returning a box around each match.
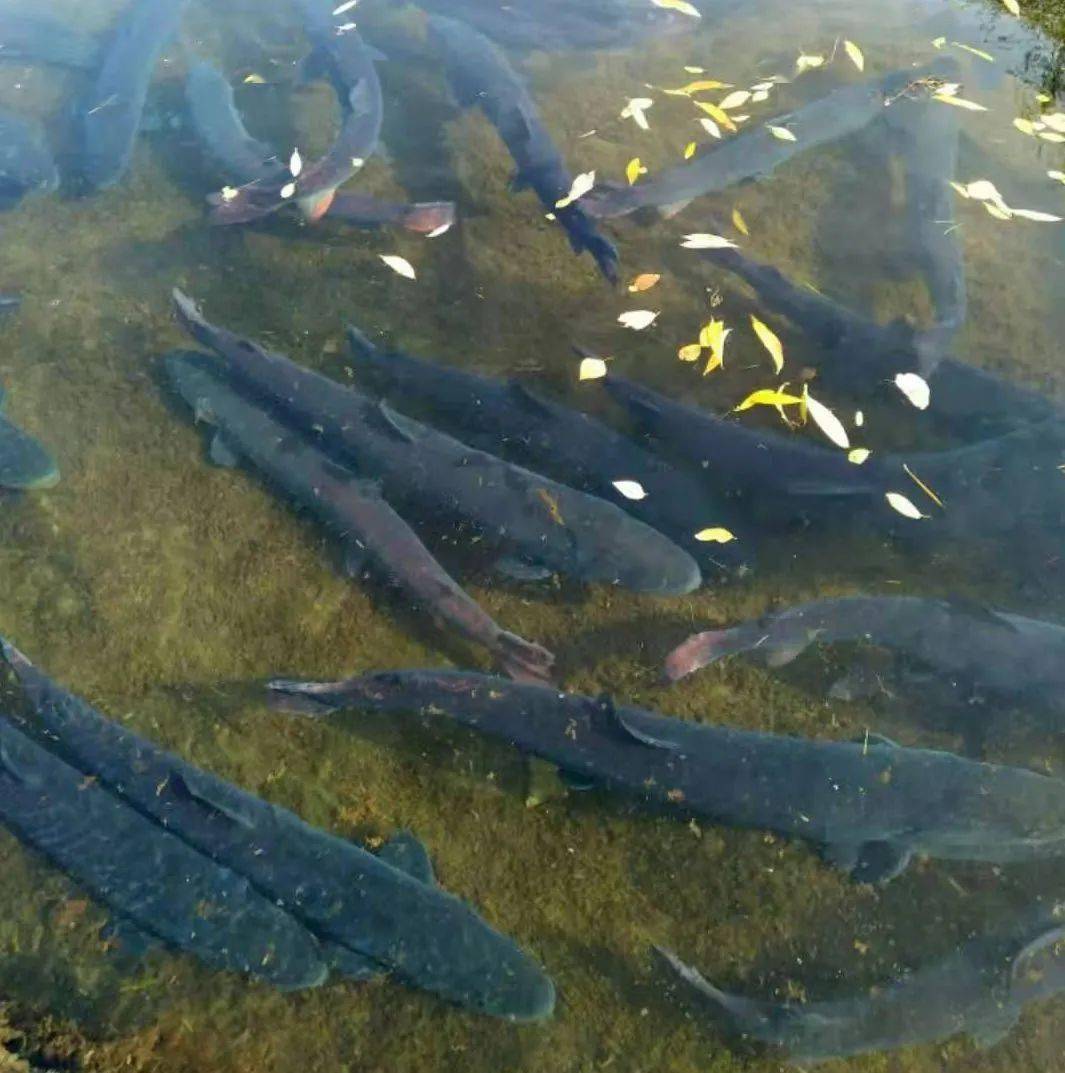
[0,0,1064,1068]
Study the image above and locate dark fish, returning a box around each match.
[165,350,553,682]
[172,291,701,595]
[0,14,98,69]
[430,14,620,284]
[345,324,749,578]
[0,714,326,990]
[186,60,455,234]
[208,7,382,225]
[414,0,694,52]
[700,245,1053,436]
[267,669,1065,883]
[1,640,555,1020]
[666,596,1065,725]
[657,900,1065,1062]
[0,109,58,209]
[78,0,189,191]
[584,63,953,219]
[0,382,59,490]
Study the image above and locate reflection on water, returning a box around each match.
[0,0,1064,1068]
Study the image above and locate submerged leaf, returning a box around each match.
[795,53,825,73]
[243,73,267,84]
[625,157,647,185]
[694,100,736,132]
[933,93,987,111]
[628,272,661,292]
[804,390,850,448]
[953,42,994,62]
[613,479,648,500]
[379,254,416,280]
[885,491,927,519]
[894,372,931,409]
[698,117,722,139]
[750,315,784,373]
[618,310,659,330]
[578,356,608,381]
[681,233,737,249]
[844,40,865,71]
[904,463,944,508]
[767,124,797,141]
[684,140,697,158]
[694,527,736,543]
[666,79,731,95]
[289,148,303,177]
[847,448,871,464]
[678,343,702,361]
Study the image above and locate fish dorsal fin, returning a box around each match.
[377,830,436,885]
[208,432,240,468]
[1010,923,1065,990]
[506,382,554,416]
[941,596,1018,632]
[170,769,256,829]
[590,694,681,751]
[373,401,422,443]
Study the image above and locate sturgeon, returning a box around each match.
[0,382,59,490]
[658,899,1065,1062]
[2,640,556,1021]
[430,14,620,284]
[165,351,553,682]
[267,668,1065,883]
[0,715,326,990]
[172,291,701,595]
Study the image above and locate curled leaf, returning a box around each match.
[795,53,825,73]
[651,0,701,17]
[694,527,736,543]
[885,491,926,519]
[621,97,654,130]
[556,170,595,208]
[243,73,267,84]
[666,79,731,95]
[731,207,750,235]
[733,388,804,412]
[618,310,659,330]
[750,315,784,373]
[613,479,647,500]
[904,463,944,509]
[894,372,931,409]
[625,157,647,185]
[379,254,416,280]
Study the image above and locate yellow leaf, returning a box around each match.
[804,389,850,448]
[243,73,267,84]
[949,180,970,197]
[894,372,931,409]
[678,343,702,361]
[733,388,804,412]
[847,448,871,464]
[933,93,987,111]
[694,100,736,132]
[903,464,944,508]
[651,0,701,17]
[703,352,723,376]
[885,491,927,519]
[625,157,647,185]
[684,141,697,159]
[665,79,731,95]
[694,527,736,543]
[1002,0,1020,14]
[1048,170,1065,184]
[578,357,608,380]
[731,207,750,235]
[952,42,994,62]
[750,315,784,373]
[767,124,797,141]
[379,254,416,280]
[1014,117,1037,135]
[844,40,865,71]
[719,90,752,110]
[628,272,661,292]
[684,66,705,74]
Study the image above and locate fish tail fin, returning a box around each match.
[265,679,343,717]
[496,631,556,684]
[664,626,748,681]
[297,188,337,223]
[557,209,620,284]
[398,201,456,235]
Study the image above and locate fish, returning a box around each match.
[0,382,59,490]
[665,595,1065,722]
[164,350,553,682]
[267,668,1065,883]
[0,14,99,69]
[700,246,1054,437]
[78,0,189,191]
[0,109,58,209]
[584,62,954,219]
[0,293,20,317]
[0,714,326,990]
[172,291,700,595]
[656,900,1065,1062]
[208,5,382,225]
[429,14,620,284]
[413,0,692,52]
[1,639,556,1020]
[186,60,455,234]
[345,324,749,578]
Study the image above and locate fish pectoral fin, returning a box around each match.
[208,432,240,468]
[851,840,912,884]
[658,198,693,219]
[376,830,437,886]
[170,769,256,829]
[967,1007,1020,1050]
[493,556,553,582]
[1010,924,1065,987]
[591,694,681,751]
[343,542,369,578]
[321,941,384,982]
[524,756,571,808]
[506,382,553,416]
[940,596,1019,633]
[558,768,598,792]
[373,401,420,443]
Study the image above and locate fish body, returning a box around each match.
[165,351,553,681]
[0,109,58,209]
[584,64,949,219]
[172,292,700,595]
[658,901,1065,1062]
[0,715,326,990]
[429,14,619,284]
[268,669,1065,883]
[78,0,188,190]
[0,382,59,489]
[0,14,99,69]
[0,293,21,316]
[346,325,748,577]
[2,641,556,1021]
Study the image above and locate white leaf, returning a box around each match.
[847,448,870,465]
[621,98,653,130]
[426,222,452,238]
[680,233,737,249]
[719,90,751,110]
[612,479,647,500]
[651,0,701,17]
[885,491,927,519]
[332,0,358,13]
[618,310,659,330]
[694,527,736,542]
[555,170,595,208]
[854,410,864,427]
[805,392,850,448]
[280,182,296,199]
[1043,113,1065,133]
[767,124,797,141]
[1002,0,1020,14]
[578,357,608,381]
[379,254,416,280]
[698,117,722,139]
[1010,208,1063,222]
[894,372,931,409]
[1048,170,1065,184]
[289,148,303,177]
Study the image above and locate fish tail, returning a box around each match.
[558,208,619,284]
[664,626,748,681]
[398,201,456,235]
[496,631,556,685]
[298,188,337,223]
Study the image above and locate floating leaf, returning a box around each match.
[1039,132,1065,143]
[1049,170,1065,184]
[694,527,736,543]
[932,36,947,48]
[333,0,358,13]
[894,372,931,409]
[733,388,804,412]
[651,0,701,17]
[953,42,994,62]
[621,97,653,130]
[1002,0,1020,14]
[1043,113,1065,133]
[243,73,267,84]
[1014,117,1037,135]
[280,182,296,199]
[684,140,697,158]
[289,148,303,178]
[750,315,784,373]
[767,124,797,141]
[665,79,731,95]
[751,89,770,103]
[578,356,608,380]
[613,479,648,500]
[844,40,865,71]
[949,180,970,197]
[556,170,595,208]
[731,207,750,236]
[678,343,702,361]
[1011,208,1063,222]
[885,491,926,519]
[904,463,944,508]
[684,66,705,74]
[933,93,987,111]
[681,233,738,249]
[625,157,647,185]
[628,272,661,292]
[719,89,752,110]
[848,448,871,464]
[795,53,825,73]
[618,310,659,330]
[700,318,730,375]
[804,390,850,448]
[698,117,722,139]
[379,254,416,280]
[694,100,736,132]
[219,186,238,203]
[855,410,864,427]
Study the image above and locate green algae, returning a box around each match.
[1,0,1065,1070]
